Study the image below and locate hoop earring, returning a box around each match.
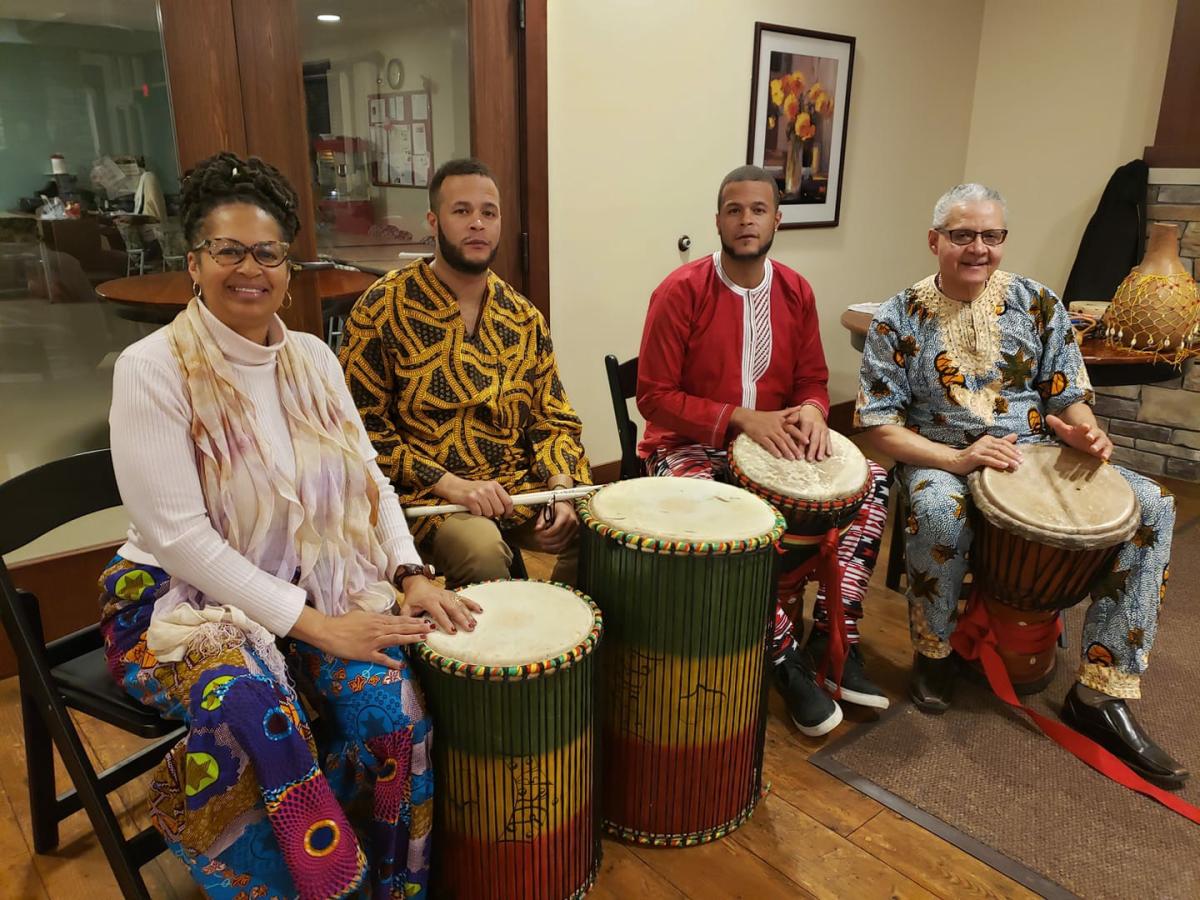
[281,290,293,310]
[192,281,202,301]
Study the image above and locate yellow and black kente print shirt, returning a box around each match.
[340,260,591,544]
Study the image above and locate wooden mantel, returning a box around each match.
[1144,0,1200,167]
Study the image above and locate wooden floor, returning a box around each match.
[0,509,1057,900]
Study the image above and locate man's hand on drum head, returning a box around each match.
[400,576,481,635]
[948,432,1023,475]
[793,404,832,462]
[730,407,806,460]
[435,473,514,518]
[1046,414,1114,462]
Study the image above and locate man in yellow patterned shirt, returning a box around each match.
[340,158,591,588]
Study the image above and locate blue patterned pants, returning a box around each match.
[899,464,1173,698]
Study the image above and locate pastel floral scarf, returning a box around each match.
[164,298,396,621]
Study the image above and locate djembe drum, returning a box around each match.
[728,430,871,563]
[966,444,1140,690]
[578,477,784,845]
[414,580,603,900]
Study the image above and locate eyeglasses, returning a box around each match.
[936,228,1008,246]
[192,237,291,267]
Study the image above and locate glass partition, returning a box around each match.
[296,0,470,270]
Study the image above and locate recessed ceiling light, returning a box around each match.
[317,14,341,23]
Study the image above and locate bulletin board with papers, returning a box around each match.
[367,88,434,188]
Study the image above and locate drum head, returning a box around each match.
[424,580,596,667]
[586,476,779,544]
[730,430,869,501]
[969,444,1139,549]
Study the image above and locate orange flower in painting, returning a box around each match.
[813,90,832,115]
[794,112,816,140]
[782,94,800,120]
[790,70,807,95]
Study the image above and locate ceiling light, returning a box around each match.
[317,14,341,23]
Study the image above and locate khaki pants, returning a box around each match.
[427,512,580,589]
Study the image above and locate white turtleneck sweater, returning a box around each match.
[109,302,422,637]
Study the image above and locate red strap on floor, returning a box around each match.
[950,591,1200,824]
[777,526,848,698]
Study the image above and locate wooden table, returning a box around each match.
[840,308,1178,386]
[96,269,378,325]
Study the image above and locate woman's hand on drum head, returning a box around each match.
[435,473,514,518]
[1046,415,1113,462]
[731,407,806,460]
[948,433,1023,475]
[400,576,481,634]
[295,608,433,670]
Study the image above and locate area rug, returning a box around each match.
[811,493,1200,900]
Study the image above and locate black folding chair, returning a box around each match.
[603,354,641,480]
[0,449,183,899]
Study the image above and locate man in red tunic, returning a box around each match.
[636,165,890,737]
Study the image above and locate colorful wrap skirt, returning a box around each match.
[98,557,433,899]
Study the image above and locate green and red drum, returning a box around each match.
[578,477,785,845]
[414,580,602,899]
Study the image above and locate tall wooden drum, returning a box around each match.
[968,445,1140,689]
[729,430,871,562]
[578,477,785,845]
[415,580,603,899]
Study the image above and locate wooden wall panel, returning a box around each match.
[469,0,529,303]
[521,0,550,319]
[1144,0,1200,167]
[231,0,324,337]
[158,0,247,168]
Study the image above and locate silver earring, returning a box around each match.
[192,281,202,301]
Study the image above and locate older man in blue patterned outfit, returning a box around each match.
[856,184,1186,787]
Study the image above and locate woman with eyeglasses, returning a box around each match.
[100,152,473,898]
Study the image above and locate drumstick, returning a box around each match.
[404,484,602,519]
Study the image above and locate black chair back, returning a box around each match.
[603,354,641,480]
[0,449,120,556]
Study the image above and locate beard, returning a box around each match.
[437,223,498,276]
[720,232,775,261]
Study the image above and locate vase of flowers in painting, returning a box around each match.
[770,71,831,200]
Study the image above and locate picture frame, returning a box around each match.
[746,22,855,229]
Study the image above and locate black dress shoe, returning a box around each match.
[909,651,956,713]
[1061,683,1190,788]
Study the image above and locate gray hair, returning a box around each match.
[931,183,1007,228]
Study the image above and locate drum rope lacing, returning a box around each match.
[951,589,1200,825]
[777,526,850,697]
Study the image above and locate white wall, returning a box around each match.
[963,0,1175,293]
[548,0,986,466]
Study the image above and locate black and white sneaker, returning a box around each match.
[805,633,890,710]
[773,646,843,737]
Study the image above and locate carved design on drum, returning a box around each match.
[500,757,556,842]
[609,648,665,740]
[678,683,726,728]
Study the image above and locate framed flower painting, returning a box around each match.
[747,23,855,228]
